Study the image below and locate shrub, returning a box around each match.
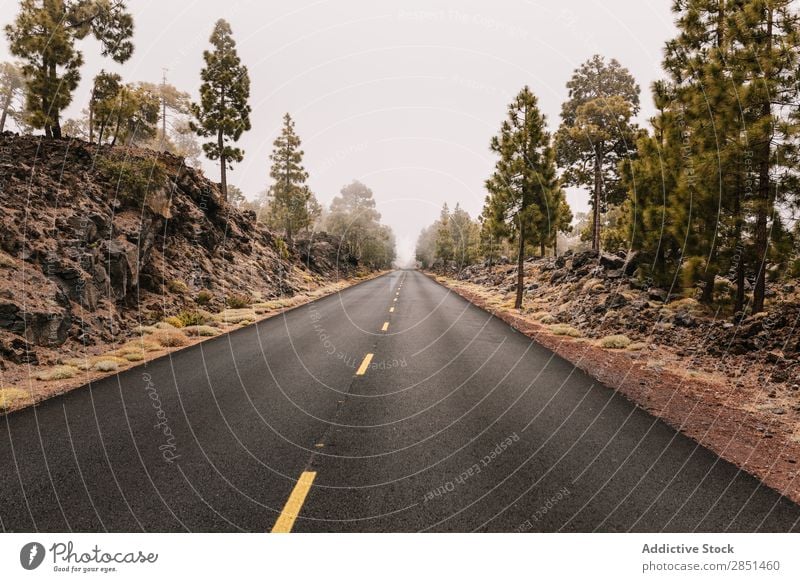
[35,365,77,381]
[226,294,251,309]
[550,324,582,337]
[215,309,255,324]
[183,325,220,337]
[93,360,120,372]
[177,310,210,327]
[96,156,168,207]
[164,316,185,328]
[539,314,557,325]
[167,279,188,294]
[196,290,213,305]
[275,237,290,260]
[123,352,145,362]
[62,357,92,370]
[153,331,188,347]
[599,334,632,349]
[0,387,32,411]
[627,342,647,351]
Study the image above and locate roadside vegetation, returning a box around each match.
[417,1,800,318]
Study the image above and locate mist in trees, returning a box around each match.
[0,61,25,132]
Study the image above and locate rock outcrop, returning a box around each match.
[0,134,357,369]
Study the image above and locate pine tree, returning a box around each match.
[449,203,480,267]
[727,0,800,312]
[435,203,454,265]
[190,19,251,202]
[623,0,799,312]
[5,0,134,138]
[326,180,381,259]
[0,61,25,132]
[88,70,120,143]
[266,113,314,245]
[484,86,562,309]
[555,55,641,251]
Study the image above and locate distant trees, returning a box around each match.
[0,61,25,132]
[555,55,640,251]
[484,86,567,309]
[415,202,480,269]
[325,180,395,269]
[191,18,251,201]
[5,0,134,138]
[266,113,318,245]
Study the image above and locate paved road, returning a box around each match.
[1,270,799,532]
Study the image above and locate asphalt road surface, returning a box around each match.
[2,270,799,532]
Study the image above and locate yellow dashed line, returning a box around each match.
[356,353,374,375]
[381,322,389,331]
[389,307,395,313]
[271,471,316,533]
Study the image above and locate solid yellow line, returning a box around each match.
[271,471,316,533]
[389,307,395,313]
[356,353,373,375]
[381,322,389,331]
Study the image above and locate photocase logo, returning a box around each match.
[20,542,46,570]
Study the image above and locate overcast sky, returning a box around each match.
[0,0,676,264]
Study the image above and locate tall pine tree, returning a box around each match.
[483,86,562,309]
[191,19,251,202]
[555,55,641,251]
[266,113,316,245]
[728,0,800,312]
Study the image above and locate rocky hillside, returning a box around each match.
[451,250,800,383]
[0,133,357,374]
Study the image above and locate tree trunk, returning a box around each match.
[88,95,94,144]
[733,180,745,316]
[0,89,11,132]
[218,127,227,202]
[48,62,61,138]
[592,150,603,252]
[98,117,107,144]
[515,220,525,310]
[701,271,715,304]
[111,114,121,146]
[752,8,773,314]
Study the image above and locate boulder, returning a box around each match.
[0,336,38,365]
[571,250,598,270]
[599,252,625,270]
[648,287,669,302]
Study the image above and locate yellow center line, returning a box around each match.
[271,471,316,533]
[393,298,397,302]
[381,322,389,331]
[356,353,373,375]
[389,307,395,313]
